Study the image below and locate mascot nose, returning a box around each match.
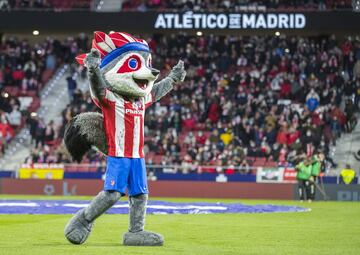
[151,68,160,76]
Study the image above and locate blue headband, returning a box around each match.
[100,42,150,69]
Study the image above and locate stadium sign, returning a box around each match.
[154,12,306,29]
[256,167,284,183]
[2,11,360,33]
[293,184,360,201]
[19,163,65,180]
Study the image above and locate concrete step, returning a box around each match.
[332,113,360,174]
[95,0,123,12]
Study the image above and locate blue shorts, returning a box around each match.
[104,156,148,196]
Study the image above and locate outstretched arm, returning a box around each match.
[85,49,107,104]
[151,60,186,102]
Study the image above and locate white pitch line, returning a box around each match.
[62,203,227,210]
[146,205,227,210]
[0,202,39,207]
[62,203,89,208]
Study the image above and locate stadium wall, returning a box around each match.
[0,178,293,199]
[0,178,359,201]
[1,11,360,34]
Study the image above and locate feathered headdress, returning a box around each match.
[76,31,149,68]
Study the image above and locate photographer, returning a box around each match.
[309,152,325,201]
[295,156,313,202]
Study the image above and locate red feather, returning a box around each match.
[75,54,87,65]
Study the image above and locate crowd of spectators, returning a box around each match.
[122,0,353,12]
[0,33,89,156]
[143,33,360,173]
[23,32,360,176]
[0,0,90,11]
[0,0,354,12]
[24,88,106,165]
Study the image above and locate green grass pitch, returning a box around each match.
[0,195,359,255]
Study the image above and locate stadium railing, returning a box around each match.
[8,163,358,185]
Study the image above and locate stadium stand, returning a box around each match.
[0,0,91,10]
[142,33,358,172]
[0,0,353,11]
[21,33,360,175]
[120,0,353,12]
[0,34,89,157]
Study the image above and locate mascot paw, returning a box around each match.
[84,49,101,69]
[64,209,93,245]
[123,231,164,246]
[169,60,186,83]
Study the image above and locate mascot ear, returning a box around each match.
[76,53,88,66]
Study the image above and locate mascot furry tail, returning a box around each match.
[64,112,108,162]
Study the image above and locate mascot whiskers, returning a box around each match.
[63,31,186,246]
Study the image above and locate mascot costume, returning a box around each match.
[63,31,186,246]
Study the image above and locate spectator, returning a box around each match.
[45,54,56,70]
[344,99,357,132]
[295,156,313,202]
[120,0,352,12]
[306,89,320,112]
[35,118,46,148]
[6,105,21,127]
[67,75,77,102]
[44,120,56,145]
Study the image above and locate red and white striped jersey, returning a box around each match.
[92,89,153,158]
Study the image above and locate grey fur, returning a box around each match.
[85,49,106,102]
[84,191,121,221]
[152,77,174,102]
[128,194,147,232]
[152,60,186,101]
[123,231,164,246]
[73,112,107,155]
[85,49,101,69]
[123,194,164,246]
[87,50,154,98]
[167,60,186,83]
[64,208,93,244]
[64,191,120,244]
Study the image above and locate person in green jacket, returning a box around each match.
[295,157,313,202]
[309,152,325,201]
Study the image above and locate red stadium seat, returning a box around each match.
[153,155,163,164]
[41,70,54,83]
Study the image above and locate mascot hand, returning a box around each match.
[168,60,186,84]
[85,49,101,70]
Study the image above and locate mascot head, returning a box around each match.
[76,31,159,98]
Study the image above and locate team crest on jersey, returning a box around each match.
[134,100,143,109]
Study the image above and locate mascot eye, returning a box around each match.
[128,58,138,69]
[117,55,142,73]
[147,58,152,67]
